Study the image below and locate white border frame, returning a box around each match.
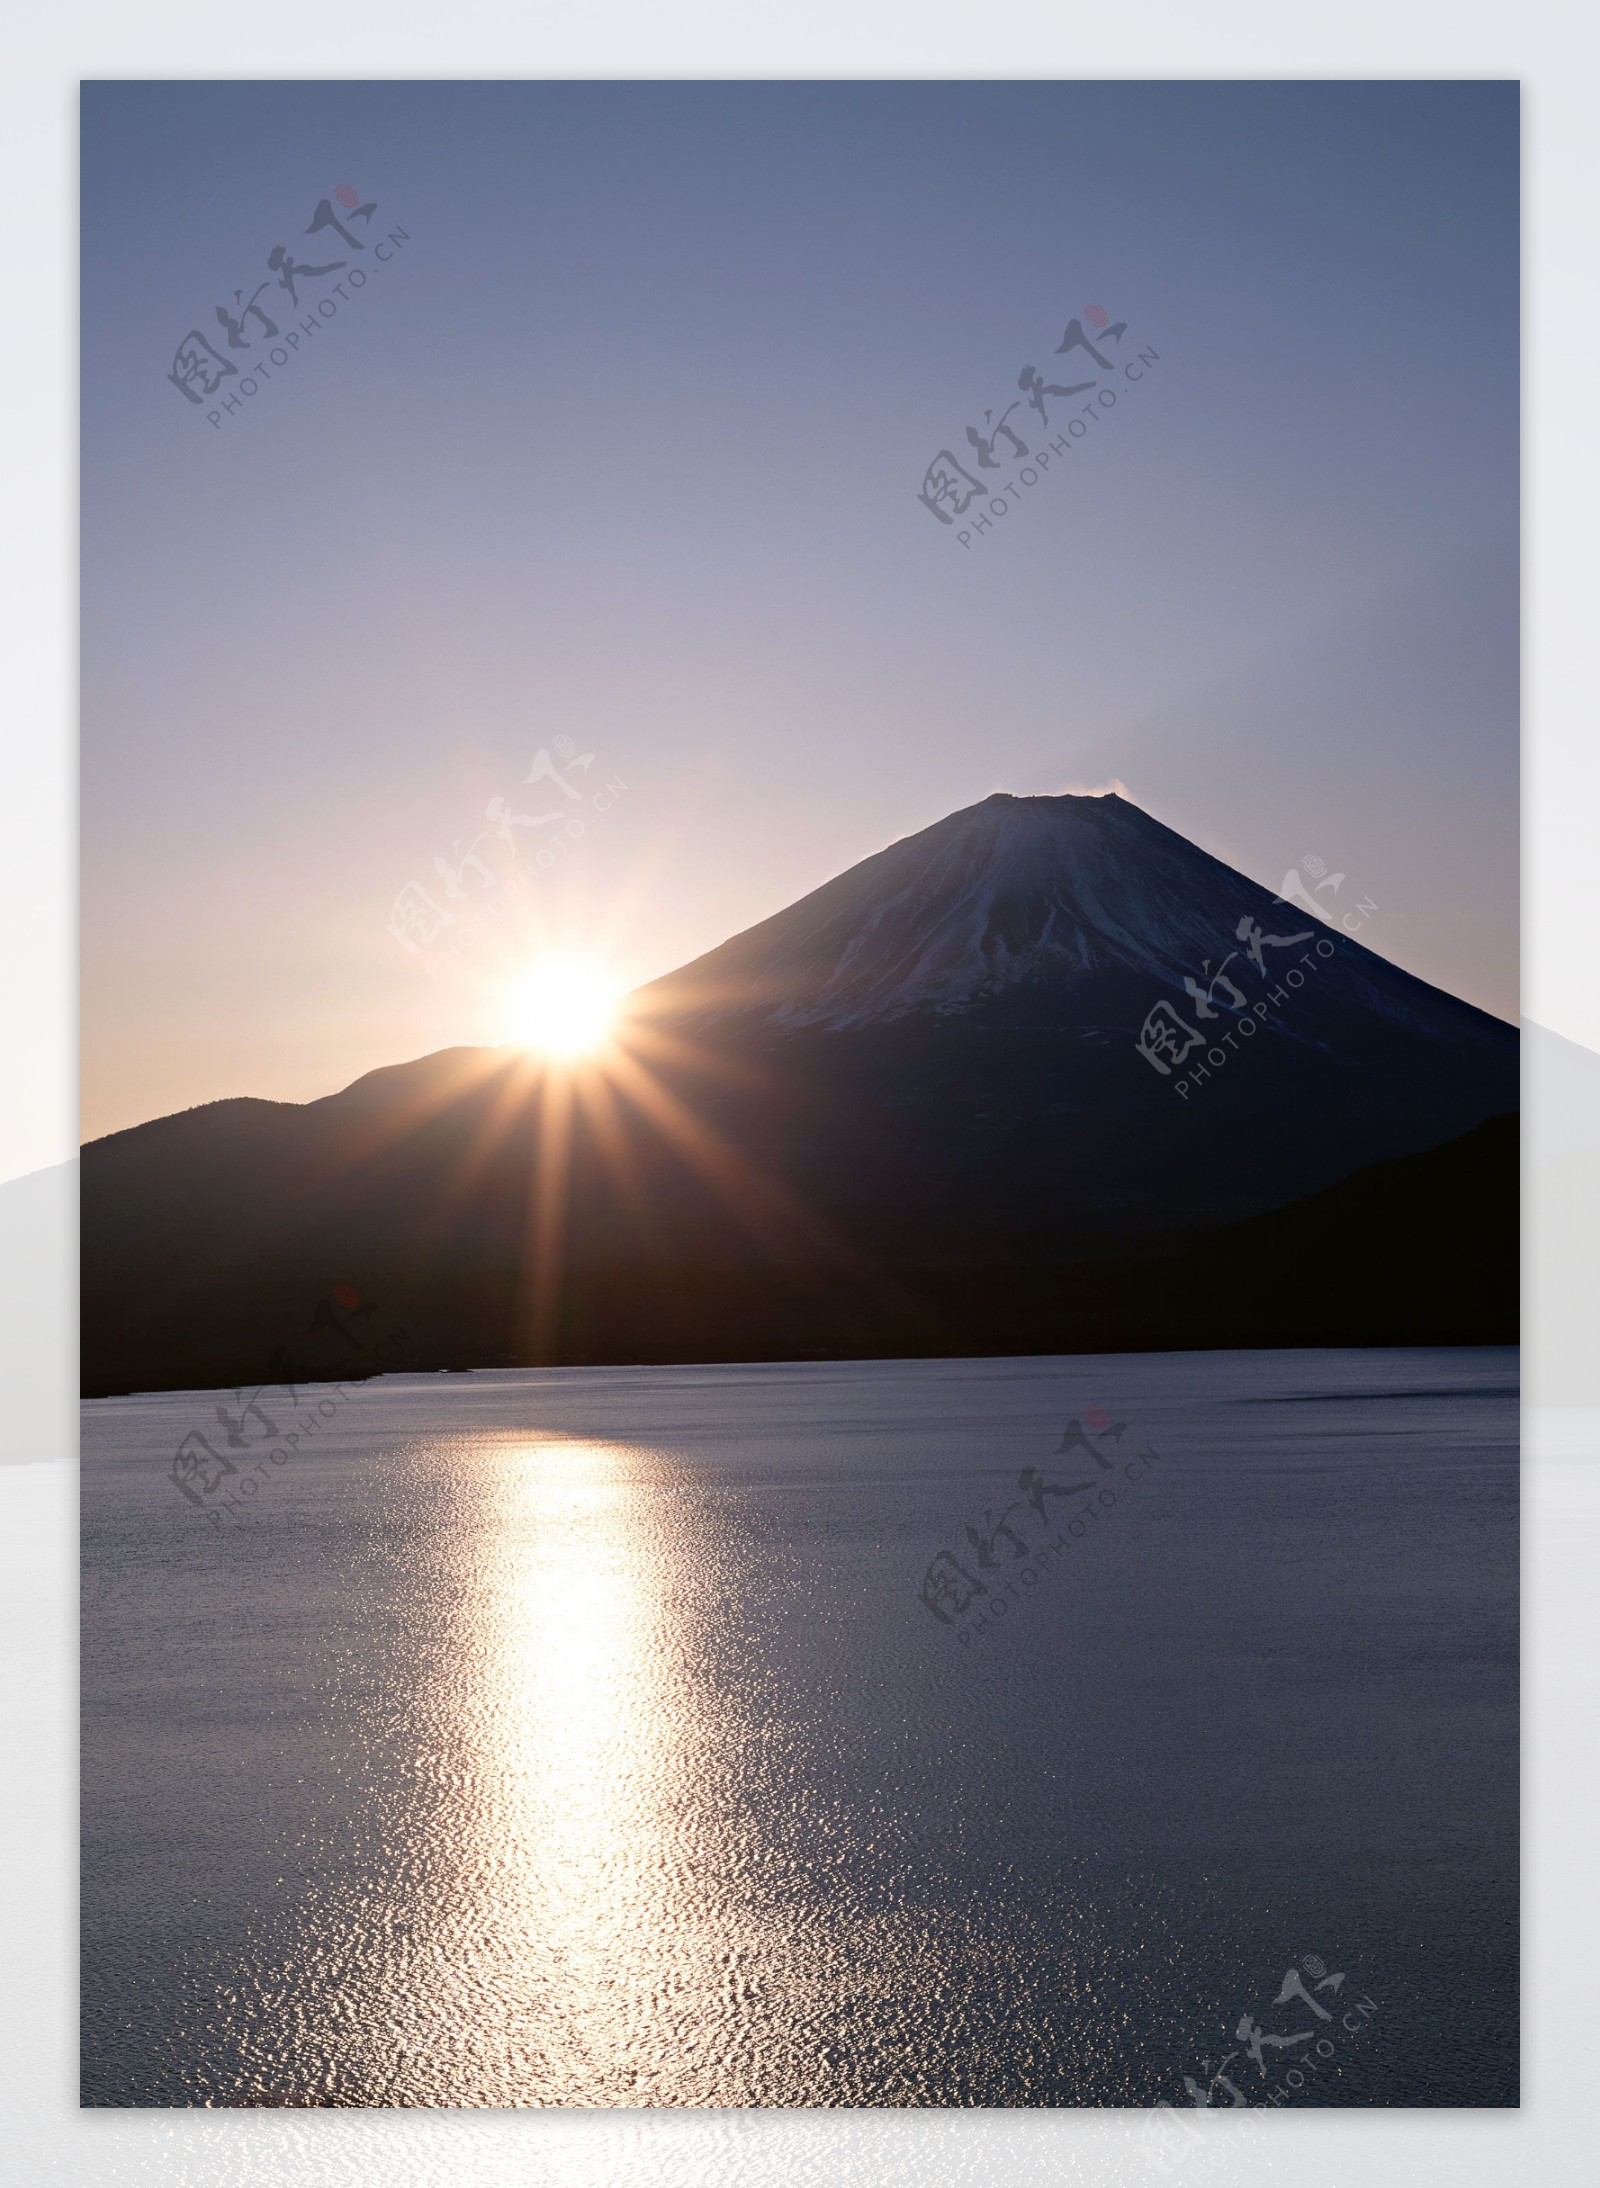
[6,14,1596,2184]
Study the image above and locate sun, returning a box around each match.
[503,958,621,1059]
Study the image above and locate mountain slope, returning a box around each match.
[631,792,1492,1045]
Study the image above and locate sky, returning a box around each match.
[80,80,1519,1143]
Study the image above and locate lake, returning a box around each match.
[81,1347,1518,2108]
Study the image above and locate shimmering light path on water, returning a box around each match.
[81,1349,1517,2107]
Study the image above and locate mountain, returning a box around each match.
[634,791,1421,1034]
[81,792,1517,1396]
[621,792,1515,1232]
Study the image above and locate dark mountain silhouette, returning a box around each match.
[81,793,1517,1396]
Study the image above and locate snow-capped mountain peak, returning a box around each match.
[630,791,1346,1033]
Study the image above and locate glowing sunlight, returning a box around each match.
[502,958,621,1059]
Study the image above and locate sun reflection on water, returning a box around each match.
[470,1435,690,2100]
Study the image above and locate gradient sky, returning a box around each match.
[81,80,1518,1143]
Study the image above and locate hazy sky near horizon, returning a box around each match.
[82,80,1518,1142]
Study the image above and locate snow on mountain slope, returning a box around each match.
[628,791,1486,1039]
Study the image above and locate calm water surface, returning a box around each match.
[81,1348,1518,2107]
